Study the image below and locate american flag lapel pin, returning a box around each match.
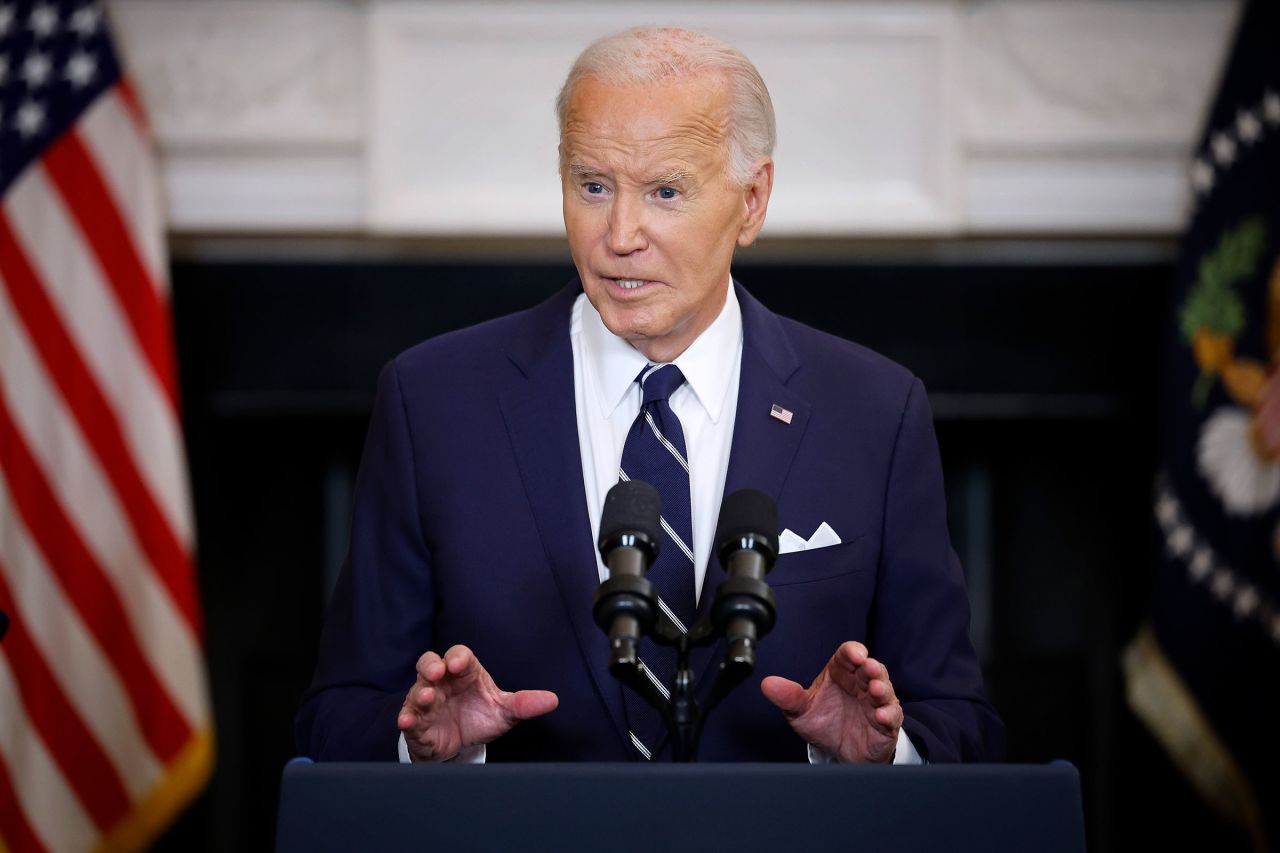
[770,403,794,424]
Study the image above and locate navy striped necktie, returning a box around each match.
[617,363,696,758]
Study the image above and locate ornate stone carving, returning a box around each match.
[99,0,1240,234]
[109,0,363,148]
[367,3,960,235]
[963,2,1239,146]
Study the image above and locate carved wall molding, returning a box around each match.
[367,2,961,235]
[963,2,1233,147]
[105,0,1241,236]
[960,1,1239,232]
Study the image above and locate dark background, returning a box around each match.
[150,251,1252,852]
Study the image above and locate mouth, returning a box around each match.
[605,276,658,292]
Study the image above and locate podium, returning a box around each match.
[276,762,1085,852]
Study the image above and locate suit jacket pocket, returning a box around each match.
[769,533,874,587]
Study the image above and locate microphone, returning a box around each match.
[592,480,662,669]
[711,489,779,670]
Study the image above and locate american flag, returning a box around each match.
[0,2,212,851]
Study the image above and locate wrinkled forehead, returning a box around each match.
[559,74,733,168]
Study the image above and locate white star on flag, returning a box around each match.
[1190,158,1215,193]
[1168,524,1194,557]
[0,56,9,86]
[28,2,57,38]
[0,4,14,37]
[1236,108,1262,143]
[1210,569,1235,601]
[64,50,96,88]
[1231,585,1259,619]
[14,98,45,137]
[1211,131,1236,166]
[1188,548,1214,581]
[68,4,102,38]
[21,51,53,88]
[1155,491,1179,526]
[1264,91,1280,125]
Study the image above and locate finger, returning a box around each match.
[874,701,904,732]
[863,658,897,705]
[824,642,868,689]
[860,655,886,679]
[829,649,886,696]
[867,679,894,708]
[397,706,416,732]
[505,690,560,720]
[759,675,807,715]
[412,685,436,709]
[867,673,897,706]
[416,650,445,683]
[399,684,440,727]
[443,644,478,677]
[837,641,869,669]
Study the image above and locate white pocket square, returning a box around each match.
[778,522,842,554]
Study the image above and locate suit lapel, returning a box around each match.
[498,283,631,752]
[721,283,810,504]
[691,283,811,696]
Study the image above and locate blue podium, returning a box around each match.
[276,762,1085,852]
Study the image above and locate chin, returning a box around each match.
[601,314,655,343]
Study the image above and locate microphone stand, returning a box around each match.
[593,487,779,762]
[597,575,774,762]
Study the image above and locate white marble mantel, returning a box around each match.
[107,0,1241,237]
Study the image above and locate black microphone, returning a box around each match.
[0,608,8,642]
[592,481,662,669]
[712,489,780,670]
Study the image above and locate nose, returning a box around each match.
[606,192,648,255]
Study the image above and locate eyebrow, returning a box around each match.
[567,162,693,185]
[643,168,693,185]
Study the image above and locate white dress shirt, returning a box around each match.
[400,279,921,765]
[573,283,742,600]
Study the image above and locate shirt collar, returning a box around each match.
[581,276,742,423]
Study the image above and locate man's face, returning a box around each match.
[560,74,772,363]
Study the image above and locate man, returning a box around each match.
[296,27,1003,764]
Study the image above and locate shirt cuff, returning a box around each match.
[892,727,924,765]
[398,733,487,764]
[805,727,925,765]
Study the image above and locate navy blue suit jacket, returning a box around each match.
[296,281,1004,762]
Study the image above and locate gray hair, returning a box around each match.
[556,26,776,187]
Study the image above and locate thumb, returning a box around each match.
[505,689,560,721]
[760,676,807,715]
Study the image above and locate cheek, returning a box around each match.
[657,219,719,269]
[564,203,608,247]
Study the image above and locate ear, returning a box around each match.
[737,158,775,248]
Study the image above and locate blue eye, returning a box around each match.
[656,187,678,200]
[585,182,605,194]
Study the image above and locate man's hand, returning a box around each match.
[760,641,902,764]
[397,644,559,762]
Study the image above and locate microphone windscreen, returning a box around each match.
[714,489,780,556]
[599,480,662,547]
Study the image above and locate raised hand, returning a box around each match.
[760,641,902,764]
[397,644,559,762]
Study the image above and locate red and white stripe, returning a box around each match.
[0,84,211,853]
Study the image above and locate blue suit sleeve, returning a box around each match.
[295,360,436,760]
[874,379,1005,762]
